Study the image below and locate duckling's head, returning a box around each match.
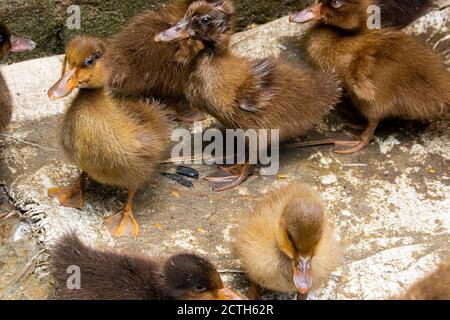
[277,196,325,298]
[163,253,244,300]
[290,0,372,31]
[48,35,105,100]
[0,23,35,60]
[155,0,234,44]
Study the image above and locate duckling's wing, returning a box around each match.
[346,52,378,102]
[237,58,277,113]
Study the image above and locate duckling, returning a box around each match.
[234,183,340,300]
[47,36,172,239]
[155,0,342,191]
[0,23,35,132]
[290,0,450,154]
[51,233,245,300]
[392,261,450,300]
[104,0,217,122]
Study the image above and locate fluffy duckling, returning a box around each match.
[290,0,450,154]
[47,36,172,238]
[0,23,35,132]
[155,0,342,191]
[392,261,450,300]
[51,233,245,300]
[234,183,340,300]
[104,0,216,122]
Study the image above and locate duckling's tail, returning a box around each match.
[50,233,159,300]
[314,69,343,111]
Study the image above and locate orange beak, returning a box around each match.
[155,20,191,43]
[10,36,36,53]
[293,258,313,299]
[48,68,78,100]
[215,288,248,300]
[289,3,323,24]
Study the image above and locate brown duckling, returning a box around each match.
[47,36,172,238]
[234,183,341,300]
[392,261,450,300]
[155,0,342,191]
[290,0,450,154]
[104,0,217,122]
[0,23,35,132]
[51,233,245,300]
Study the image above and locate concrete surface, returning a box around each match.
[0,7,449,300]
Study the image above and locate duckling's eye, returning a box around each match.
[0,35,4,44]
[193,284,207,293]
[331,0,344,8]
[84,56,96,67]
[200,16,212,25]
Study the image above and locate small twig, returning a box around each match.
[16,251,42,282]
[218,269,246,274]
[161,154,237,164]
[0,211,16,220]
[0,134,58,152]
[343,164,368,167]
[282,139,334,149]
[162,139,334,164]
[188,190,261,201]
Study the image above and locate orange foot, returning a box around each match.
[48,186,84,209]
[104,209,140,239]
[333,140,369,154]
[204,164,252,192]
[333,131,370,154]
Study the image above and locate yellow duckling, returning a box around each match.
[235,183,341,299]
[47,36,172,238]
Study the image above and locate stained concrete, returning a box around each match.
[0,7,449,300]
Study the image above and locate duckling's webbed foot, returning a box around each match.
[333,119,378,154]
[333,139,368,154]
[204,163,253,192]
[48,172,86,209]
[104,187,139,239]
[105,209,140,239]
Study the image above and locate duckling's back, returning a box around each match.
[61,89,172,187]
[348,30,450,120]
[187,54,341,143]
[104,0,203,99]
[0,72,12,132]
[50,233,163,300]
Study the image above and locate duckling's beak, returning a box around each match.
[154,21,191,43]
[48,68,78,100]
[10,36,36,53]
[293,257,313,298]
[215,288,247,300]
[289,3,323,24]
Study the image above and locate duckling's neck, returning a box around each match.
[200,33,232,57]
